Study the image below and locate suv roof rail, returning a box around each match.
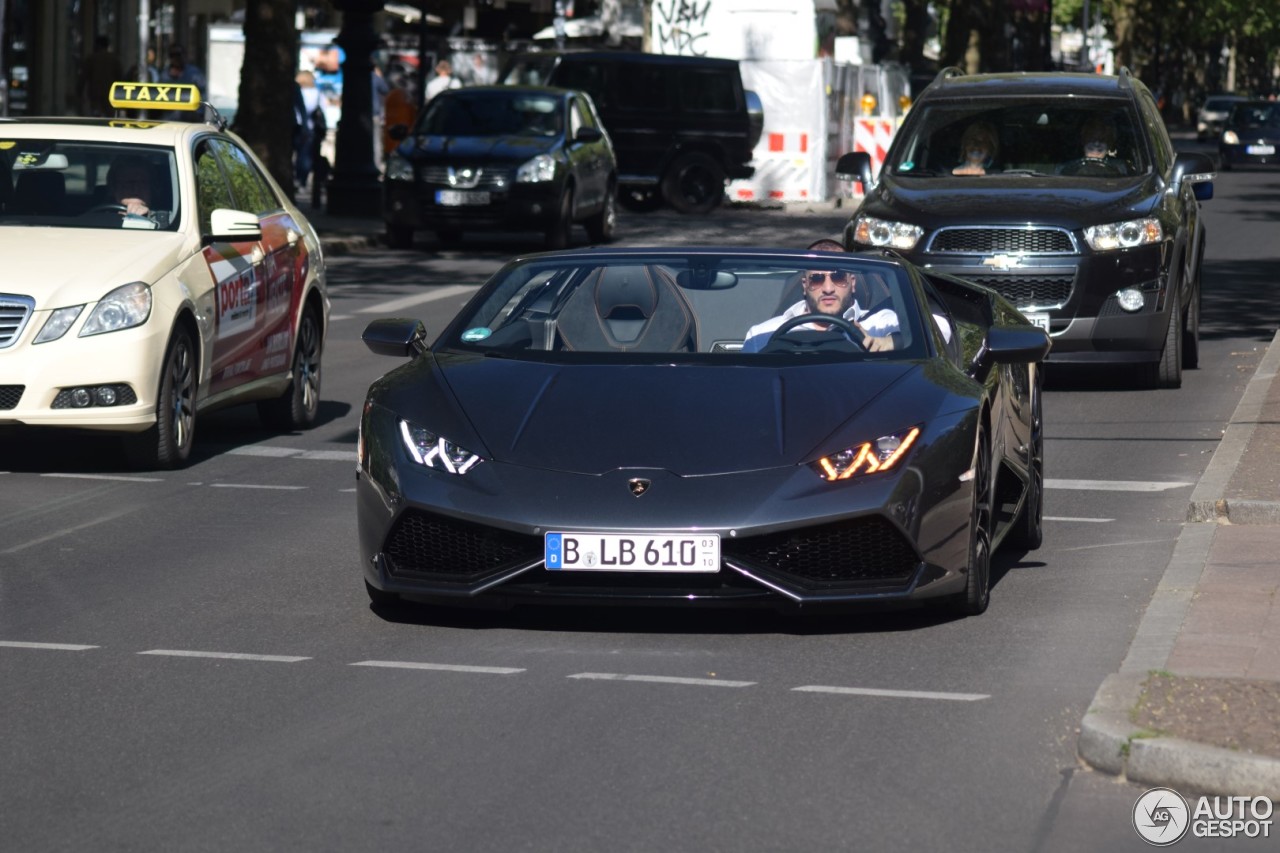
[1116,66,1134,90]
[932,67,966,87]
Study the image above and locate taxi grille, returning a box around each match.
[0,386,23,410]
[0,295,35,349]
[383,509,538,578]
[928,228,1075,255]
[416,167,513,189]
[724,516,919,584]
[962,274,1075,308]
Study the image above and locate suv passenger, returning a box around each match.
[837,69,1215,388]
[500,51,763,214]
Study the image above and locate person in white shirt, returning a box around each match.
[742,267,900,353]
[424,60,462,102]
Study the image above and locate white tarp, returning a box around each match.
[729,60,827,203]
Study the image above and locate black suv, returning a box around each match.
[837,69,1216,388]
[500,51,763,214]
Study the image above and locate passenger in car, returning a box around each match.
[741,266,899,353]
[952,121,999,176]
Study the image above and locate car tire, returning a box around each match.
[661,152,725,215]
[1182,281,1200,370]
[545,187,573,249]
[953,422,994,616]
[1009,373,1044,551]
[124,326,197,470]
[365,580,401,607]
[258,305,323,431]
[585,183,617,243]
[386,224,413,249]
[617,187,663,212]
[1148,296,1183,389]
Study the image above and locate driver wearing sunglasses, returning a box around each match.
[742,266,899,353]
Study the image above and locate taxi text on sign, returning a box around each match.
[108,83,202,111]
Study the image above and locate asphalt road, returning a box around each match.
[3,159,1279,852]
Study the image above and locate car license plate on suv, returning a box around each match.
[1025,312,1051,332]
[435,190,490,206]
[545,532,720,572]
[1246,144,1276,156]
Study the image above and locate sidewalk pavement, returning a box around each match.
[1078,330,1280,799]
[295,192,1280,799]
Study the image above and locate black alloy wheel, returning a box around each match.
[661,152,726,215]
[1009,372,1044,551]
[953,422,994,616]
[545,187,573,249]
[585,183,617,243]
[259,305,323,431]
[125,327,196,469]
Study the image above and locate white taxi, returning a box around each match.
[0,82,329,468]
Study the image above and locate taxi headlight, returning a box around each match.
[34,305,85,344]
[516,154,557,183]
[811,427,920,481]
[1084,218,1163,251]
[80,282,152,337]
[386,151,414,182]
[399,419,482,475]
[852,215,923,250]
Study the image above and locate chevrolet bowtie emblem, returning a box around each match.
[447,166,480,188]
[628,478,651,497]
[981,253,1023,271]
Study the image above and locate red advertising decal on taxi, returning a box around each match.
[205,246,259,339]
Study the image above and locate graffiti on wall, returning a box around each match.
[654,0,712,56]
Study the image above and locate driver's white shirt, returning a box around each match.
[741,300,899,353]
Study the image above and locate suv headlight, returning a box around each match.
[80,282,152,337]
[1084,218,1163,251]
[852,215,924,250]
[516,154,557,183]
[399,419,483,475]
[386,151,414,182]
[1222,130,1240,145]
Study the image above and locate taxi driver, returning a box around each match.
[107,156,154,219]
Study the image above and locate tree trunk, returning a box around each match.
[235,0,299,198]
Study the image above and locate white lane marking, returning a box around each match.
[42,473,163,483]
[1059,538,1172,553]
[568,672,755,688]
[357,284,478,314]
[0,641,99,651]
[351,660,524,675]
[339,488,357,493]
[138,650,310,662]
[209,483,307,491]
[329,314,354,321]
[226,446,354,463]
[2,509,136,554]
[1045,516,1114,523]
[1046,478,1191,492]
[793,685,989,702]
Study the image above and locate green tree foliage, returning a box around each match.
[234,0,299,197]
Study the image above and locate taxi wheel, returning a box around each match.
[125,328,196,470]
[258,306,323,431]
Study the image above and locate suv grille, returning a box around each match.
[929,228,1075,254]
[964,273,1075,307]
[0,295,35,349]
[417,166,512,190]
[724,516,919,584]
[383,509,539,578]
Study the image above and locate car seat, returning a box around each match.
[557,265,698,352]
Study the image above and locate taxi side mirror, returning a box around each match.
[208,208,262,242]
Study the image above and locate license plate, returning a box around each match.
[1024,312,1051,332]
[435,190,490,206]
[545,532,720,572]
[1246,144,1275,155]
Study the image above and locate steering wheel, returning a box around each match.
[1058,157,1121,177]
[765,313,866,350]
[83,203,128,215]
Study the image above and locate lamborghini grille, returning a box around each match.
[383,509,539,578]
[724,516,918,584]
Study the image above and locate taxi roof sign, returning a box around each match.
[108,82,202,111]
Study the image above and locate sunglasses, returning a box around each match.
[807,270,852,287]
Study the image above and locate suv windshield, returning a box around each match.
[889,99,1148,178]
[416,91,562,137]
[0,141,180,230]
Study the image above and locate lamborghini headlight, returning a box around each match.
[1084,218,1163,251]
[812,427,920,481]
[79,282,152,337]
[516,154,557,183]
[399,419,482,474]
[851,215,923,250]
